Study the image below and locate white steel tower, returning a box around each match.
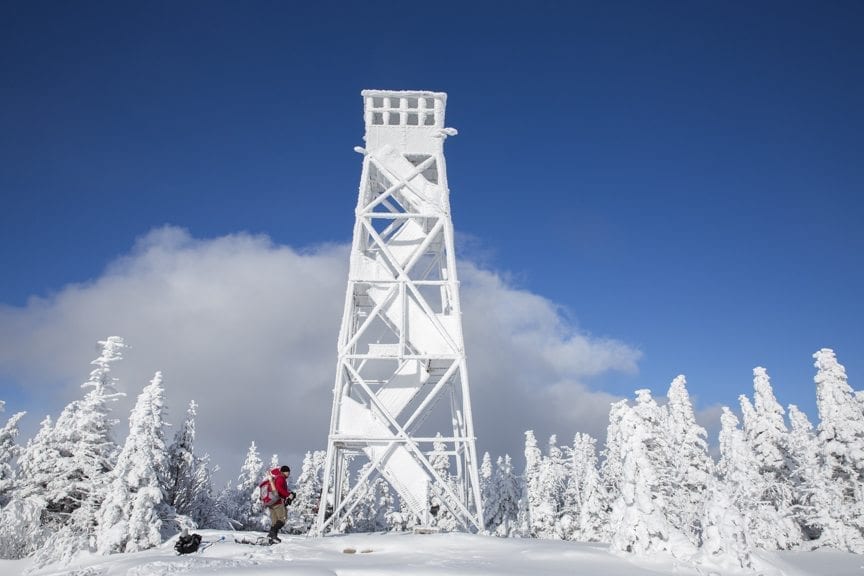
[314,90,483,535]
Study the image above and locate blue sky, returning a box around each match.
[1,1,863,470]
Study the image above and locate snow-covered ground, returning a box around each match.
[3,531,862,576]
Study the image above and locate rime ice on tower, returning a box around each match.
[314,90,483,534]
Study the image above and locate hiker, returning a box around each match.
[263,465,295,543]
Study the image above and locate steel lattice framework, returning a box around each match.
[313,90,483,535]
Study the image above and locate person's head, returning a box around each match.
[280,465,291,477]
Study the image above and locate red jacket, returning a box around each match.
[270,468,293,501]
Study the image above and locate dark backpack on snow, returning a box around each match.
[175,532,202,554]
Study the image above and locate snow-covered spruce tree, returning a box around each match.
[787,404,839,546]
[239,441,266,530]
[24,338,128,568]
[664,376,713,547]
[349,464,394,532]
[187,453,228,529]
[217,441,265,531]
[165,400,197,518]
[478,451,502,533]
[485,454,520,537]
[629,389,679,539]
[429,433,457,531]
[0,404,46,560]
[23,337,128,533]
[348,462,376,532]
[376,477,397,532]
[0,494,49,560]
[533,435,567,539]
[700,475,753,570]
[0,406,26,506]
[609,393,695,558]
[748,368,789,473]
[292,450,326,534]
[563,432,607,542]
[517,430,542,537]
[376,481,401,532]
[600,400,629,514]
[163,400,221,529]
[813,348,864,552]
[96,371,171,554]
[717,407,753,495]
[331,451,356,533]
[741,367,801,548]
[717,403,792,552]
[14,415,57,502]
[479,451,493,515]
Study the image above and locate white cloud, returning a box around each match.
[0,226,641,482]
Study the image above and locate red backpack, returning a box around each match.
[258,475,281,508]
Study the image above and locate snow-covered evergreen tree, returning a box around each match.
[742,368,801,548]
[96,371,170,554]
[518,430,542,537]
[376,477,396,531]
[484,454,520,537]
[747,368,789,472]
[700,476,753,570]
[237,441,266,530]
[163,400,220,529]
[349,464,394,532]
[0,406,26,506]
[27,337,128,531]
[631,389,672,485]
[429,434,457,531]
[187,452,227,529]
[478,451,501,533]
[609,394,694,558]
[0,403,46,560]
[630,389,680,540]
[600,400,628,512]
[24,338,128,567]
[719,403,797,551]
[348,462,376,532]
[14,415,57,502]
[717,407,751,489]
[292,450,326,533]
[786,404,838,546]
[165,400,197,518]
[55,336,128,514]
[68,338,127,510]
[217,441,265,531]
[664,376,713,546]
[813,348,864,552]
[562,432,607,542]
[0,495,49,560]
[533,435,566,539]
[479,451,493,513]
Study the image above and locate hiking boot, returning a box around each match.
[268,535,281,544]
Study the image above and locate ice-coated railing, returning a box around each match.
[362,89,446,129]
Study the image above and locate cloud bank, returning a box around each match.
[0,226,641,482]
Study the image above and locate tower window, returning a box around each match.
[367,95,438,127]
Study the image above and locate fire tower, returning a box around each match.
[314,90,483,534]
